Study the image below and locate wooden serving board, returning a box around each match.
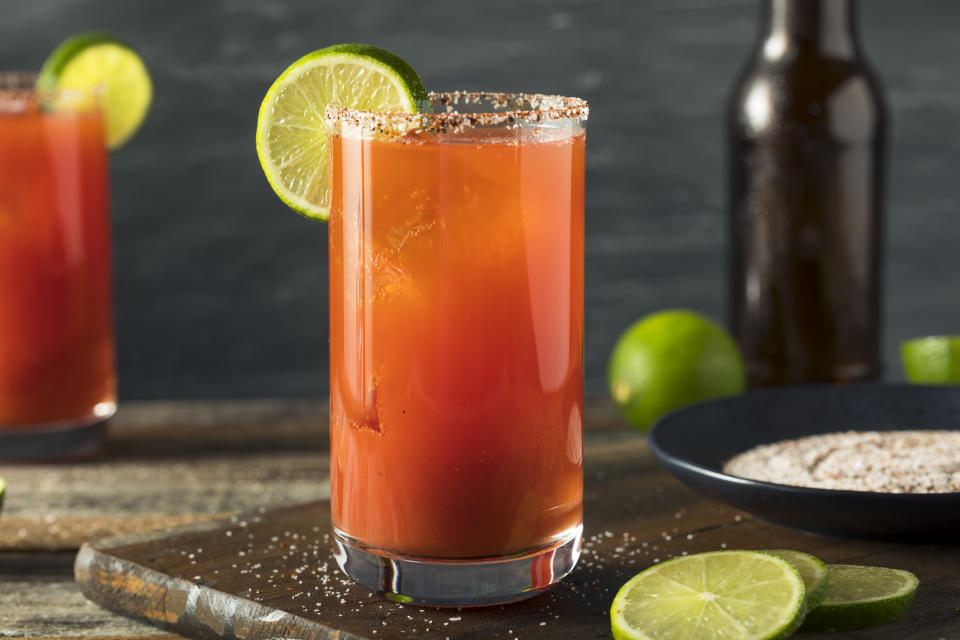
[75,436,960,640]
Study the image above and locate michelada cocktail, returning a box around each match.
[0,34,151,460]
[0,73,115,456]
[256,45,587,605]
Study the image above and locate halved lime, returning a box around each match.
[0,477,5,513]
[801,564,918,632]
[38,32,152,149]
[762,549,828,611]
[610,550,806,640]
[255,44,430,221]
[901,336,960,384]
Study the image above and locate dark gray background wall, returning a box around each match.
[2,0,958,400]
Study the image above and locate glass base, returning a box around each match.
[0,401,115,461]
[332,524,582,607]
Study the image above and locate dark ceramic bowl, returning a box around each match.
[647,384,960,541]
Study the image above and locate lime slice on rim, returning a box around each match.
[762,549,829,611]
[37,32,152,149]
[901,336,960,384]
[255,43,430,221]
[801,564,918,632]
[610,550,806,640]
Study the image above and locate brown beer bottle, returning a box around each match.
[727,0,886,387]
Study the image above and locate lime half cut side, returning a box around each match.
[255,44,430,221]
[801,564,918,632]
[610,550,807,640]
[762,549,829,611]
[38,32,152,149]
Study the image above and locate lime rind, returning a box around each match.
[607,309,746,432]
[610,550,807,640]
[901,335,960,384]
[255,44,430,221]
[761,549,829,611]
[38,31,152,149]
[385,592,414,604]
[801,565,919,632]
[37,31,119,90]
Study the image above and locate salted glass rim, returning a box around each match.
[0,71,102,114]
[325,91,589,137]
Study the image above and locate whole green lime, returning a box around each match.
[607,310,746,432]
[901,336,960,384]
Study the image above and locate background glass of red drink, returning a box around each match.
[326,92,587,606]
[0,73,115,460]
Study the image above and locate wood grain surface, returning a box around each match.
[0,398,606,639]
[3,399,958,638]
[0,399,335,639]
[75,432,959,639]
[0,400,330,552]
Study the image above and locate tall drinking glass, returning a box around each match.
[0,73,116,460]
[326,93,588,606]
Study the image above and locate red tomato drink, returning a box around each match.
[0,76,116,446]
[326,92,587,605]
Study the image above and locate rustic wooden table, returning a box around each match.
[1,398,957,639]
[1,399,333,639]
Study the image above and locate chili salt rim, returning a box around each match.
[0,71,38,89]
[0,72,37,113]
[0,71,100,114]
[325,91,589,137]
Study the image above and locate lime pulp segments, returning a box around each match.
[610,550,807,640]
[801,564,918,632]
[38,32,152,149]
[762,549,829,611]
[255,44,430,221]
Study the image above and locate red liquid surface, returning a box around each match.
[0,106,115,426]
[329,130,585,558]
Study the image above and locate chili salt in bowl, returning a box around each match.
[647,384,960,541]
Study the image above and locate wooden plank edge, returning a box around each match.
[37,636,183,640]
[82,515,239,551]
[78,501,325,552]
[110,399,329,430]
[74,543,366,640]
[0,513,226,552]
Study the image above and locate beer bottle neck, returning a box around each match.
[760,0,859,59]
